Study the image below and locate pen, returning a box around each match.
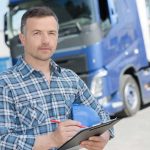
[50,119,87,128]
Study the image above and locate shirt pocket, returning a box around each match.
[16,98,46,128]
[63,92,76,118]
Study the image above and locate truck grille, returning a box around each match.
[55,55,88,84]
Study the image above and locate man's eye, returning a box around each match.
[34,32,40,35]
[49,32,55,35]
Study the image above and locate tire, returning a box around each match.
[119,75,141,117]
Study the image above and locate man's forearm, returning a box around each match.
[33,133,56,150]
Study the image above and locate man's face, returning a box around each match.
[19,16,58,63]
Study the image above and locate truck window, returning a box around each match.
[99,0,111,32]
[98,0,118,33]
[99,0,110,22]
[8,0,96,39]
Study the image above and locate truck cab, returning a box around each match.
[4,0,150,117]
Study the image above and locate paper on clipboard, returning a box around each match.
[58,118,119,150]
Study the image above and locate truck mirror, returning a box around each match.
[107,0,118,25]
[110,13,118,25]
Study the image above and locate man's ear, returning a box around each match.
[19,33,25,46]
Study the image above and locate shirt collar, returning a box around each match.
[16,56,62,78]
[50,59,62,76]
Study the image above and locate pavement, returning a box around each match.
[105,105,150,150]
[80,105,150,150]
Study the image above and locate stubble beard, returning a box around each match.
[34,54,51,62]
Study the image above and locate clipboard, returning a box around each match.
[58,118,119,150]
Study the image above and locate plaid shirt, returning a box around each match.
[0,57,112,150]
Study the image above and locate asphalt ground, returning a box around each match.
[80,105,150,150]
[105,105,150,150]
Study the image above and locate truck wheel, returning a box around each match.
[119,75,141,117]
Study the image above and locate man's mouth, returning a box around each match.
[39,47,50,51]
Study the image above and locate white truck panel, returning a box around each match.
[136,0,150,62]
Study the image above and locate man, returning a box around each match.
[0,7,113,150]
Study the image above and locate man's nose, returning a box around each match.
[41,33,49,44]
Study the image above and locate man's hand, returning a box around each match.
[50,119,82,147]
[80,130,110,150]
[33,120,81,150]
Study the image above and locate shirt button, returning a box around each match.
[31,110,37,119]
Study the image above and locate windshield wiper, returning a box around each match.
[59,22,82,37]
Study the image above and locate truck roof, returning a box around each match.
[9,0,29,6]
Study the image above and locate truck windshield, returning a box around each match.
[10,0,95,37]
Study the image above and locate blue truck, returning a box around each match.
[3,0,150,117]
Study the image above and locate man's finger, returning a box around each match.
[60,119,81,127]
[89,136,102,141]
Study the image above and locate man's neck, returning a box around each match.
[24,57,51,76]
[36,62,50,75]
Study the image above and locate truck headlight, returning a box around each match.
[91,69,108,97]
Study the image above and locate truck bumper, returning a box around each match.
[98,96,124,116]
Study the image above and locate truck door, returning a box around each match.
[98,0,139,93]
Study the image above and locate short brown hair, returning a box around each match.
[21,6,58,33]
